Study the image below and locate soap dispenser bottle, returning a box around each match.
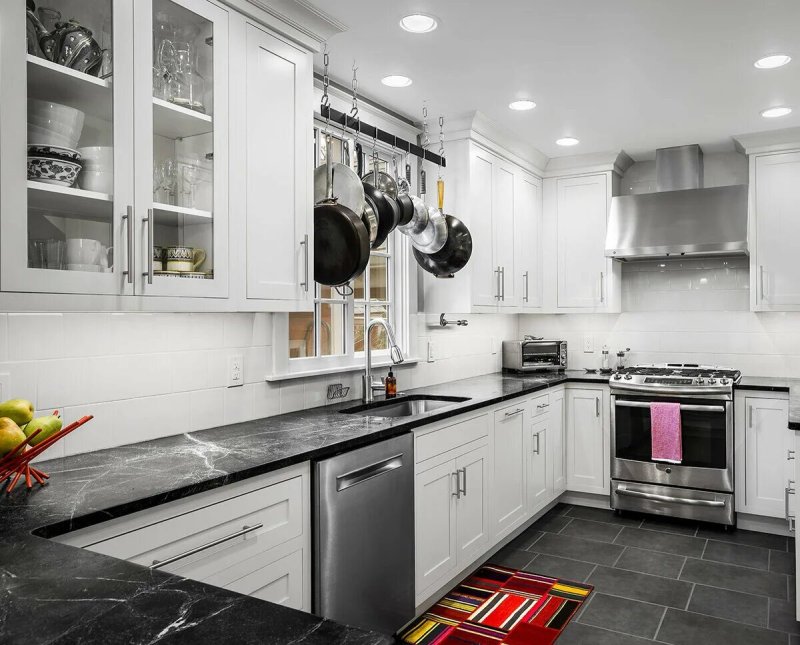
[385,369,397,398]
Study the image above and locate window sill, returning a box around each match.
[265,357,422,383]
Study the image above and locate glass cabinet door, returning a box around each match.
[0,0,135,295]
[133,0,228,297]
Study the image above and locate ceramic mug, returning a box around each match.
[165,246,205,272]
[66,238,111,267]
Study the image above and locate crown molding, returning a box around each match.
[544,149,634,178]
[734,127,800,156]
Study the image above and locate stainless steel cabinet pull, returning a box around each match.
[599,272,605,303]
[505,408,524,417]
[616,400,725,414]
[534,432,541,455]
[150,523,263,570]
[336,454,403,491]
[142,209,154,285]
[759,265,766,301]
[617,487,725,507]
[495,267,502,301]
[789,450,796,461]
[122,205,134,284]
[458,467,467,497]
[749,405,754,428]
[500,266,505,302]
[300,234,309,292]
[536,403,550,410]
[785,481,795,531]
[595,397,600,417]
[523,271,529,303]
[452,472,460,498]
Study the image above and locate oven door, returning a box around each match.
[611,395,732,493]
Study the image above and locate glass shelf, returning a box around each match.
[152,202,212,225]
[153,97,213,138]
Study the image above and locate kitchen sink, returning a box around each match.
[340,395,471,418]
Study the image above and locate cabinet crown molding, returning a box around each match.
[544,150,634,179]
[734,127,800,156]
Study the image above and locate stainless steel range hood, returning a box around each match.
[605,145,748,260]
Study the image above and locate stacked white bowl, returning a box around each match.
[77,146,113,193]
[28,99,85,149]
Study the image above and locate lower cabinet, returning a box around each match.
[550,389,567,495]
[414,414,491,604]
[491,402,528,541]
[566,387,610,495]
[735,394,793,519]
[55,463,311,612]
[527,416,549,514]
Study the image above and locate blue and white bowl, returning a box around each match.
[27,156,81,187]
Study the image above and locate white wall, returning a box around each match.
[520,257,800,377]
[1,310,515,460]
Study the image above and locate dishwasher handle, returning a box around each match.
[336,453,405,492]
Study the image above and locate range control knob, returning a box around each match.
[720,378,730,385]
[696,378,705,385]
[624,374,633,380]
[708,378,717,385]
[613,374,622,380]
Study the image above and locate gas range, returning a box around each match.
[609,363,741,398]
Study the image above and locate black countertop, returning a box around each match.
[1,370,605,645]
[737,376,800,430]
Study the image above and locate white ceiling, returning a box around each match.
[309,0,800,160]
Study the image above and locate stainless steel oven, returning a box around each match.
[609,364,740,526]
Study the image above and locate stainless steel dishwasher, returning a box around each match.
[314,433,414,634]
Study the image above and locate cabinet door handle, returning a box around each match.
[523,271,529,303]
[789,450,796,461]
[749,405,754,429]
[452,471,460,498]
[150,523,263,570]
[534,432,541,455]
[501,266,505,301]
[599,272,605,304]
[536,403,550,410]
[495,267,502,301]
[759,265,766,301]
[458,467,467,497]
[785,481,795,531]
[505,408,524,417]
[142,209,154,285]
[300,234,309,292]
[595,397,600,417]
[122,205,134,284]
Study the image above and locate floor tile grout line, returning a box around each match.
[653,606,669,641]
[611,545,627,568]
[689,552,787,574]
[676,605,798,637]
[684,583,695,610]
[584,563,598,583]
[699,538,708,560]
[676,556,688,580]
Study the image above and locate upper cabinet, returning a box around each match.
[241,23,312,307]
[417,136,544,314]
[750,151,800,311]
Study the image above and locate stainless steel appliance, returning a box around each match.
[610,364,741,525]
[502,337,567,372]
[605,145,749,260]
[314,433,414,634]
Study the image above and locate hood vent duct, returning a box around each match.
[606,145,748,260]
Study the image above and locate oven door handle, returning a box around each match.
[615,400,725,413]
[616,486,725,508]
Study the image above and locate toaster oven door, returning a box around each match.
[521,341,563,369]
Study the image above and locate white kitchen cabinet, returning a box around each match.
[751,151,800,311]
[566,387,610,495]
[243,23,313,306]
[55,463,312,611]
[494,159,520,308]
[491,403,528,541]
[516,170,543,310]
[555,174,612,309]
[550,388,567,495]
[735,394,792,518]
[527,417,549,514]
[414,413,491,604]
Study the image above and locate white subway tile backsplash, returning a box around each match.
[8,313,64,361]
[189,388,225,431]
[279,380,305,414]
[0,314,9,362]
[223,384,255,425]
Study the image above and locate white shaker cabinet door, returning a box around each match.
[556,174,609,308]
[469,147,500,308]
[754,152,800,309]
[527,418,549,515]
[516,171,542,310]
[244,23,313,305]
[491,405,528,540]
[455,444,491,567]
[566,388,608,494]
[550,389,566,495]
[494,161,519,308]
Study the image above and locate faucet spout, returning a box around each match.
[363,319,404,403]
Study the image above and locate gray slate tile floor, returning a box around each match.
[491,504,799,643]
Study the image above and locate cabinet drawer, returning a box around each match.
[531,394,550,417]
[416,414,489,463]
[88,475,304,572]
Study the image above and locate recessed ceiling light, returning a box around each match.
[754,54,791,69]
[761,106,792,118]
[509,100,536,111]
[399,14,438,34]
[556,137,580,146]
[381,75,412,88]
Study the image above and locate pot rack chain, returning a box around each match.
[438,116,445,179]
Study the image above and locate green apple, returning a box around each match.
[0,399,34,427]
[0,417,26,456]
[23,415,62,447]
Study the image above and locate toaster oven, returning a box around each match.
[502,338,567,372]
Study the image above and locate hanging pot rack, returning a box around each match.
[319,104,447,168]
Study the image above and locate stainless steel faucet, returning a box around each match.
[362,318,405,403]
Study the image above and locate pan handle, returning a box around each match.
[356,142,364,176]
[437,178,445,210]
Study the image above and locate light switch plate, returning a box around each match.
[427,341,436,363]
[227,354,244,387]
[583,334,595,353]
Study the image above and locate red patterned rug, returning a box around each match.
[399,564,592,644]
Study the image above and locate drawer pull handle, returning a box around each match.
[505,408,524,417]
[150,523,263,570]
[536,403,550,410]
[336,454,404,491]
[617,487,724,507]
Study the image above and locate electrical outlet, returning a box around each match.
[227,354,244,387]
[490,337,498,355]
[583,334,595,353]
[427,340,436,363]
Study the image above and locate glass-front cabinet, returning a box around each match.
[0,0,227,298]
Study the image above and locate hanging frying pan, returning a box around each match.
[408,173,447,254]
[392,153,414,226]
[363,181,396,248]
[413,214,473,277]
[361,194,379,247]
[313,140,364,215]
[314,135,370,286]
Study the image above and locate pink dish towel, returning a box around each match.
[650,402,683,464]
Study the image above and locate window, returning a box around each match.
[287,127,405,367]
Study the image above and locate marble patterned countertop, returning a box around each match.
[1,368,795,644]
